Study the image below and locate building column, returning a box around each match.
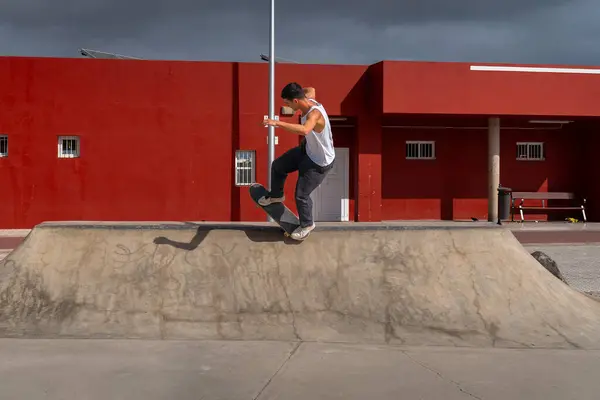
[356,114,382,222]
[488,117,500,221]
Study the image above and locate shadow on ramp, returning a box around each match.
[153,223,303,249]
[153,229,209,250]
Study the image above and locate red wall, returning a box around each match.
[501,124,585,221]
[383,61,600,116]
[382,116,586,221]
[234,63,367,221]
[578,121,600,221]
[0,56,368,228]
[0,57,235,228]
[353,63,384,221]
[1,56,597,228]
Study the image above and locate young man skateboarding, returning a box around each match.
[260,82,335,240]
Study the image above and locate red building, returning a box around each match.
[1,56,599,229]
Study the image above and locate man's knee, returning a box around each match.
[295,182,310,199]
[273,146,302,173]
[296,176,320,201]
[271,157,282,172]
[272,156,288,174]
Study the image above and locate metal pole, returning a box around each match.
[268,0,275,192]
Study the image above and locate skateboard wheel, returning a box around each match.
[284,232,290,237]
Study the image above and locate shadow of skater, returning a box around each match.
[153,223,305,248]
[153,227,209,250]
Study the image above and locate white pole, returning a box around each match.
[488,117,500,222]
[267,0,275,192]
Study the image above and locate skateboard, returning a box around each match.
[249,183,301,238]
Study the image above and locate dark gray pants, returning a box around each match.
[268,143,334,228]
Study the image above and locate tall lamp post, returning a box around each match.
[267,0,276,194]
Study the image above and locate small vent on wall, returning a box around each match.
[406,141,435,160]
[516,142,544,161]
[58,136,80,158]
[0,135,7,157]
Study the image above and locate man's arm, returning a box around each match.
[264,109,320,136]
[303,87,315,99]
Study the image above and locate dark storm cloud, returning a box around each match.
[0,0,599,65]
[277,0,574,25]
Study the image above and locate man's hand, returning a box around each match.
[262,118,279,127]
[262,110,320,136]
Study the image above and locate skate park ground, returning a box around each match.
[2,338,599,399]
[1,220,600,399]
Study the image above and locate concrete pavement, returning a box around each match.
[1,339,599,400]
[2,221,600,399]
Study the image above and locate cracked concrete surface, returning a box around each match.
[1,222,600,349]
[252,342,302,400]
[400,350,483,400]
[2,339,600,400]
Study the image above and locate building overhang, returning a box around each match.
[381,61,600,117]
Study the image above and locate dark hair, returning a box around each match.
[280,82,305,100]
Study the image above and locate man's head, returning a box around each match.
[280,82,310,111]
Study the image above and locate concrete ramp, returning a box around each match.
[1,222,600,349]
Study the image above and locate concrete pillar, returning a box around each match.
[356,114,382,222]
[488,117,500,221]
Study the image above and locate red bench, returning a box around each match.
[511,191,587,222]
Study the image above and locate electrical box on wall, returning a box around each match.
[264,115,279,145]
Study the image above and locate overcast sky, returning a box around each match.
[1,0,599,65]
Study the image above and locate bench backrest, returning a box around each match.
[511,192,575,200]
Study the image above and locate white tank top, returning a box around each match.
[301,99,335,166]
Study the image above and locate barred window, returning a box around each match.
[235,150,255,186]
[58,136,80,158]
[406,141,435,159]
[0,135,7,157]
[516,142,544,161]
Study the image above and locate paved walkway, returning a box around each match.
[0,229,30,237]
[524,243,600,296]
[1,339,599,400]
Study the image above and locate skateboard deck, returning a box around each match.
[249,183,301,237]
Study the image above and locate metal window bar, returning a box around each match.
[406,141,435,159]
[420,142,432,158]
[406,142,418,158]
[58,136,80,158]
[235,150,255,186]
[0,135,7,157]
[516,142,544,160]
